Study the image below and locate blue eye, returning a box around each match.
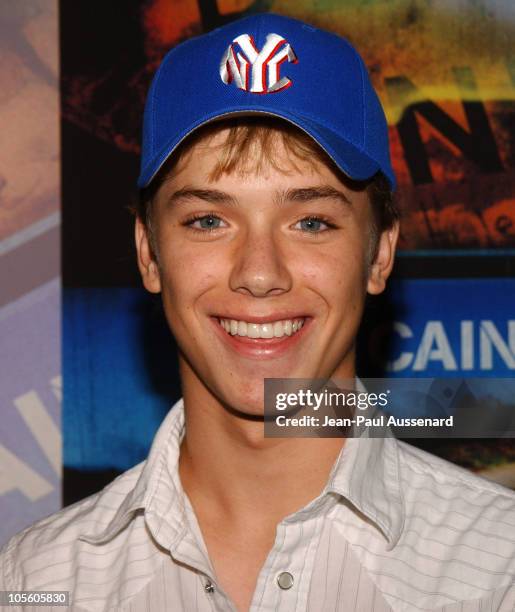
[297,217,330,232]
[190,215,223,230]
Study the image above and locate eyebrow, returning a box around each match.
[166,187,238,207]
[280,186,352,208]
[166,185,352,209]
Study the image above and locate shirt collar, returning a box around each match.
[326,432,405,550]
[80,396,405,550]
[79,397,187,547]
[328,376,405,548]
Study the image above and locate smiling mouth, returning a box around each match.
[218,317,305,339]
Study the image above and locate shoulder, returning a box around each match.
[0,462,144,593]
[396,439,515,573]
[397,439,515,505]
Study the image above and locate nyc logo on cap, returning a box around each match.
[220,33,298,94]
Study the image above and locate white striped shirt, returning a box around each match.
[1,398,515,611]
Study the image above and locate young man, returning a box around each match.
[1,13,515,612]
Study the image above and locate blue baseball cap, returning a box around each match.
[138,13,395,190]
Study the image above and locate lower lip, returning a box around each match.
[211,317,311,360]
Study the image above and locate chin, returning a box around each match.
[218,381,266,418]
[229,404,265,420]
[236,393,266,416]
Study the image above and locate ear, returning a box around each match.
[135,217,161,294]
[367,221,399,295]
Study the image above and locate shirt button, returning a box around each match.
[277,571,294,590]
[204,580,215,593]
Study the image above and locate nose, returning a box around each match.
[229,228,293,298]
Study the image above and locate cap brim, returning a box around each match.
[138,109,394,189]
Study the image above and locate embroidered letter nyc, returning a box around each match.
[220,33,298,94]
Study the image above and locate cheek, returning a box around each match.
[158,241,226,308]
[294,240,369,307]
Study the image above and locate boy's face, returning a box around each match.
[136,126,398,416]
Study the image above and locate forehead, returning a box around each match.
[148,129,374,232]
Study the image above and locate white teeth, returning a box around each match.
[219,317,305,338]
[247,323,260,339]
[260,323,274,338]
[284,320,292,336]
[273,321,284,338]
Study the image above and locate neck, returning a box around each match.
[178,368,350,527]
